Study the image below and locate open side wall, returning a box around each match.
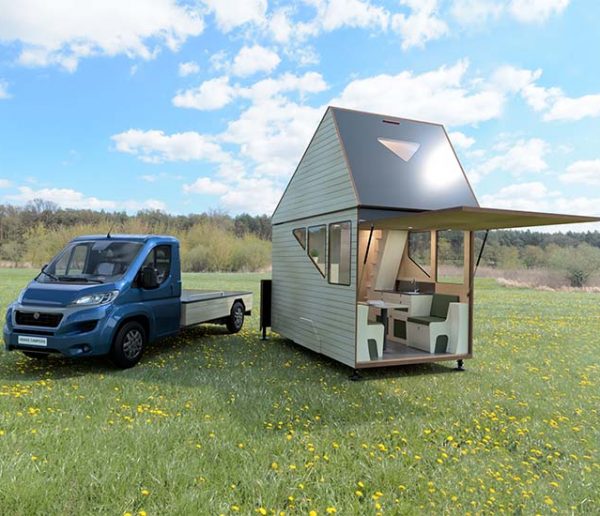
[272,209,358,367]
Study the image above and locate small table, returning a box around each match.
[367,300,409,349]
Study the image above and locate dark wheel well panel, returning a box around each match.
[113,315,150,344]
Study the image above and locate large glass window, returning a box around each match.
[42,240,143,283]
[293,227,306,249]
[307,225,326,277]
[437,230,464,284]
[408,231,431,277]
[328,221,351,285]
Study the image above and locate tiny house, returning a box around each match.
[267,106,599,371]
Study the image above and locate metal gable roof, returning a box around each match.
[330,107,479,211]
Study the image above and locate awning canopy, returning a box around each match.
[360,206,600,231]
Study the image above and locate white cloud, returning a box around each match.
[140,175,157,183]
[0,179,12,188]
[220,177,282,214]
[391,0,449,50]
[7,186,166,212]
[172,76,236,110]
[0,0,204,71]
[269,9,294,43]
[203,0,267,32]
[479,181,600,231]
[0,80,9,99]
[542,92,600,122]
[491,65,542,94]
[231,45,281,77]
[509,0,570,23]
[315,0,389,32]
[178,61,200,77]
[332,60,505,126]
[452,0,569,27]
[516,76,600,121]
[111,129,229,164]
[183,176,282,215]
[183,177,228,195]
[449,131,475,149]
[472,138,550,180]
[560,160,600,186]
[172,71,328,111]
[451,0,503,26]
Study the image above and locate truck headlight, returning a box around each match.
[72,290,119,306]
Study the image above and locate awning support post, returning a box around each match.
[475,230,489,275]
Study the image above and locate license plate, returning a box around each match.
[18,335,47,347]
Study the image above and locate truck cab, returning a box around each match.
[3,234,252,368]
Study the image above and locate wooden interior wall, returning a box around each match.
[357,228,382,301]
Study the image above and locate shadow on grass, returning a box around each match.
[0,324,464,385]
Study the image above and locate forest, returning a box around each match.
[1,200,600,285]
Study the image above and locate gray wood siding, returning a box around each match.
[272,110,357,225]
[272,209,357,367]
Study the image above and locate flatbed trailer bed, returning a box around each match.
[180,289,253,327]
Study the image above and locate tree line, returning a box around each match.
[0,201,271,272]
[1,200,600,283]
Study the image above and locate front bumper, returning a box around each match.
[4,302,118,357]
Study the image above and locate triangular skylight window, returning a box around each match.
[377,137,420,162]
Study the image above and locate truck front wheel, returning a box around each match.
[110,321,146,368]
[226,301,245,333]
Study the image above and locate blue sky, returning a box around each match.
[1,0,599,229]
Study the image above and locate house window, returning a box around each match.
[307,225,326,277]
[293,227,306,249]
[437,230,464,284]
[408,231,431,277]
[328,221,351,285]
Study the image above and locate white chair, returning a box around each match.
[407,299,468,354]
[356,303,384,362]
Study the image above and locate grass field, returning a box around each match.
[0,269,598,515]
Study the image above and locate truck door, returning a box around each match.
[138,244,181,337]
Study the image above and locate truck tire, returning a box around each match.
[110,321,146,368]
[226,301,245,334]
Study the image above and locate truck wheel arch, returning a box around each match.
[113,314,151,345]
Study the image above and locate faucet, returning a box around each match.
[411,278,419,293]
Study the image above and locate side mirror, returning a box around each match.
[139,266,159,289]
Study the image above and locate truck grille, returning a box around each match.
[15,311,63,328]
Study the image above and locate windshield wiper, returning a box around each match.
[39,266,58,282]
[57,276,104,284]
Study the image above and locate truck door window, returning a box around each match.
[142,245,172,284]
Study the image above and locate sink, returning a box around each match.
[400,290,421,295]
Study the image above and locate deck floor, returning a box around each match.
[381,339,448,360]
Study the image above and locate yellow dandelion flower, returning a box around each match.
[257,508,267,515]
[326,508,336,514]
[271,462,279,470]
[138,511,147,516]
[309,511,317,516]
[355,490,364,497]
[231,506,240,512]
[141,489,150,496]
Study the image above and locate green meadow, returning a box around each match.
[0,269,598,514]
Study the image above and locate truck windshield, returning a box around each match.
[39,241,143,283]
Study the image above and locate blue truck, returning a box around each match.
[3,234,253,368]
